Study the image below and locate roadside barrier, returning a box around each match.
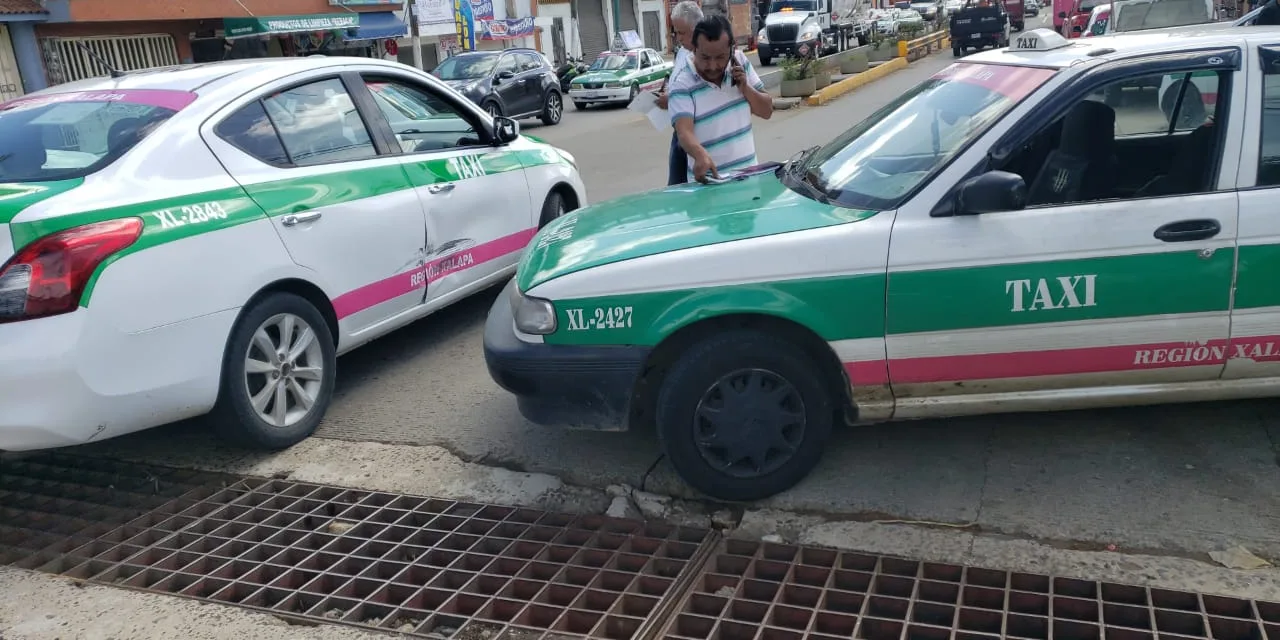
[804,56,908,106]
[897,30,949,60]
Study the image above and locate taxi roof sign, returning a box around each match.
[1009,28,1072,52]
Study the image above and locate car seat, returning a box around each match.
[1027,100,1117,205]
[1135,122,1217,197]
[0,125,47,178]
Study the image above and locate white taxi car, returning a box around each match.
[486,27,1280,501]
[1,56,585,452]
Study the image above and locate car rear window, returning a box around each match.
[0,89,197,183]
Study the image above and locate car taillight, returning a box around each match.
[0,217,143,324]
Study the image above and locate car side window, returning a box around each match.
[215,100,291,166]
[518,52,542,71]
[364,77,484,154]
[994,69,1226,207]
[257,78,378,167]
[496,55,519,75]
[1258,60,1280,186]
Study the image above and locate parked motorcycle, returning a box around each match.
[555,56,589,92]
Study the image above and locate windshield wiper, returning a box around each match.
[781,145,830,203]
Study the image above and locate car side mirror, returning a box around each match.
[930,170,1027,217]
[492,115,520,144]
[496,70,515,82]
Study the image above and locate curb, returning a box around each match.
[803,56,908,106]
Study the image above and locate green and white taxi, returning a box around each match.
[0,56,584,452]
[486,27,1280,501]
[567,48,673,109]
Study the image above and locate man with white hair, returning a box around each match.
[656,0,703,185]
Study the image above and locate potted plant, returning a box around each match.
[868,30,900,61]
[778,54,817,98]
[840,47,869,74]
[814,60,834,89]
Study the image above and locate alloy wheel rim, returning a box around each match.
[549,94,562,121]
[243,312,324,429]
[692,368,807,479]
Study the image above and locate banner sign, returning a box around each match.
[453,0,476,50]
[469,0,495,20]
[479,16,535,39]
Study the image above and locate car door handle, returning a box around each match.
[428,183,455,194]
[1153,219,1221,242]
[281,211,322,226]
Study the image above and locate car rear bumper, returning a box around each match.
[482,281,648,431]
[0,308,234,451]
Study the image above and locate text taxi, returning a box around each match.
[486,27,1280,501]
[0,56,584,453]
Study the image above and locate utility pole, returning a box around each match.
[406,0,424,69]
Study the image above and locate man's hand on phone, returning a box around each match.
[654,90,669,109]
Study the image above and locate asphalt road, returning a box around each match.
[88,53,1280,561]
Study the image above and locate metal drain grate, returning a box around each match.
[0,453,227,570]
[652,538,1280,640]
[31,475,713,639]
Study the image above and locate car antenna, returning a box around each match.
[74,41,125,78]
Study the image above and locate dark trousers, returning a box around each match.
[668,131,688,186]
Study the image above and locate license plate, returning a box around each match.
[583,94,603,99]
[970,32,981,38]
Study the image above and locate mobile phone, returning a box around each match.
[730,46,741,85]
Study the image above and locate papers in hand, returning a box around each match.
[628,90,669,132]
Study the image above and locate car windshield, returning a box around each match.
[1112,0,1209,31]
[434,54,499,80]
[0,90,195,183]
[792,63,1057,210]
[770,0,817,10]
[590,53,638,71]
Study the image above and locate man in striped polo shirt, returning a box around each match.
[667,13,773,183]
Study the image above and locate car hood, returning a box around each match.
[765,12,812,26]
[442,78,485,92]
[572,69,628,83]
[516,171,878,292]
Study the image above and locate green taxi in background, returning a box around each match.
[567,47,673,109]
[487,29,1280,501]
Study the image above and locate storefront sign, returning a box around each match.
[224,14,360,38]
[416,0,455,24]
[453,0,476,50]
[328,0,398,4]
[479,16,535,39]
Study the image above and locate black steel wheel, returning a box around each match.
[655,330,835,501]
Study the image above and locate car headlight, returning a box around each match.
[757,28,769,43]
[800,28,821,40]
[510,285,557,334]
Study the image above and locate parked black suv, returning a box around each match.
[431,48,564,126]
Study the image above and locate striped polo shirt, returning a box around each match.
[667,49,766,180]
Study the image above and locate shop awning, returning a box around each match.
[342,11,407,41]
[223,14,361,39]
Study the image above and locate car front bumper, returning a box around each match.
[568,86,633,103]
[483,281,649,431]
[758,39,820,58]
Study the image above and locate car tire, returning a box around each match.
[655,329,835,502]
[541,91,563,125]
[953,44,962,56]
[538,190,569,228]
[573,100,588,110]
[483,100,502,117]
[209,292,337,450]
[628,84,640,105]
[759,54,772,66]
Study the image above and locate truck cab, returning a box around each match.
[756,0,870,64]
